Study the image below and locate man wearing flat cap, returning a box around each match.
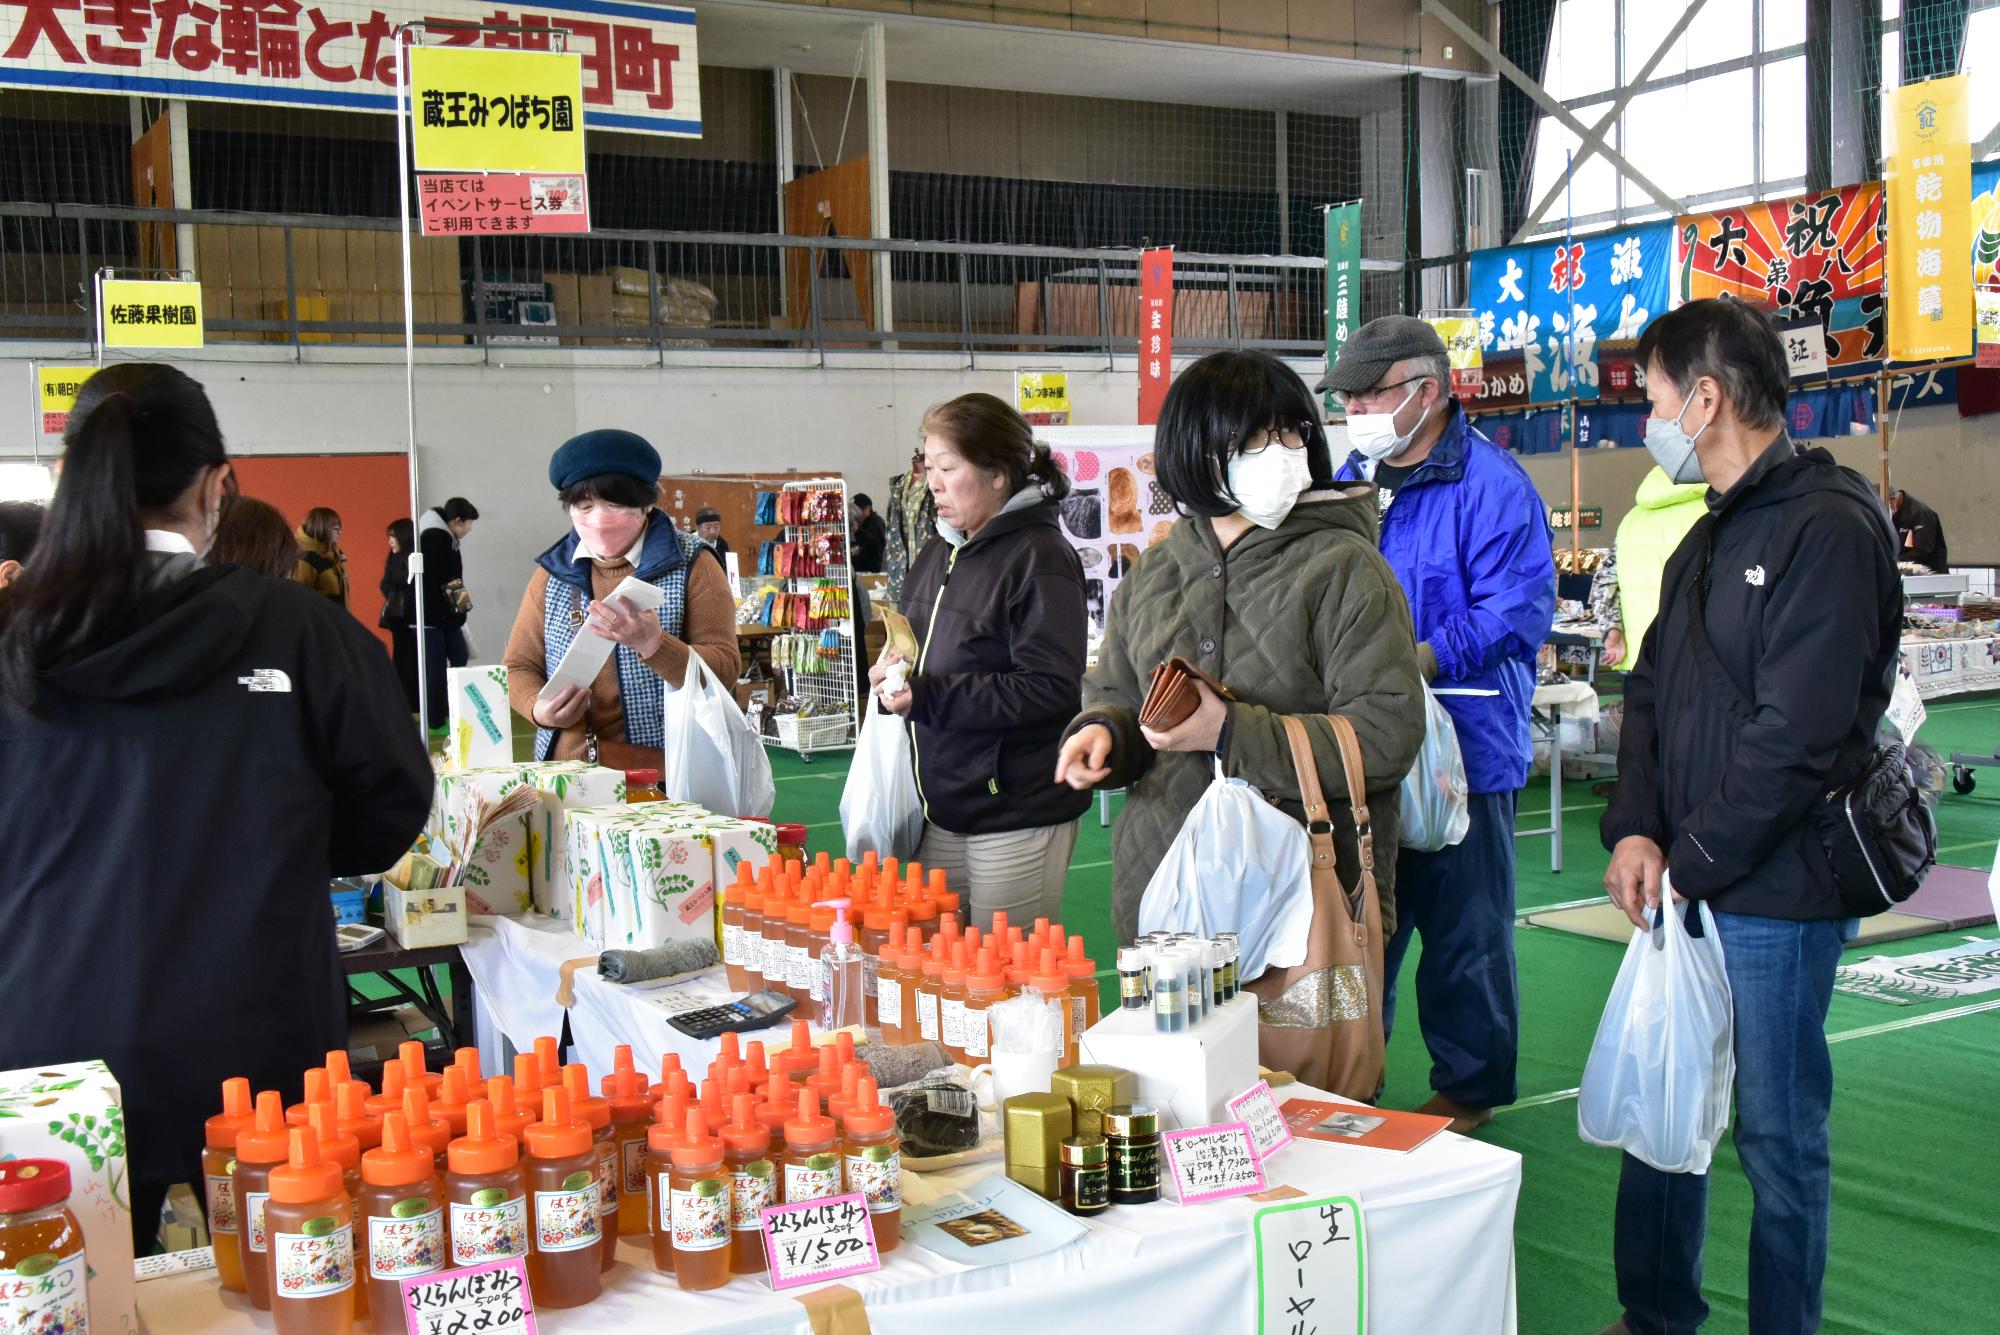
[1321,315,1555,1134]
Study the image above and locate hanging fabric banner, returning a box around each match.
[1137,248,1175,427]
[1679,183,1886,372]
[1885,75,1971,362]
[1323,202,1363,412]
[1467,222,1670,407]
[1966,158,2000,374]
[0,0,700,137]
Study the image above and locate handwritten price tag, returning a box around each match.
[759,1192,880,1291]
[1226,1081,1294,1164]
[1161,1122,1266,1205]
[401,1256,537,1335]
[1252,1195,1366,1334]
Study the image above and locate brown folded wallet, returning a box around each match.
[1138,657,1237,731]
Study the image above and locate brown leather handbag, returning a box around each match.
[1245,714,1386,1102]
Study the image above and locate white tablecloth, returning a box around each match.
[1901,635,2000,700]
[136,1079,1519,1334]
[456,914,740,1078]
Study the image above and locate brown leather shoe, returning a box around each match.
[1415,1093,1494,1136]
[1594,1323,1631,1335]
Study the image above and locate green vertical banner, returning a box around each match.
[1324,201,1363,413]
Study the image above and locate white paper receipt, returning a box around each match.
[536,576,668,703]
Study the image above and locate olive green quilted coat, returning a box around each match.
[1068,486,1427,943]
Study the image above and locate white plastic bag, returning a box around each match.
[840,711,923,862]
[1399,682,1471,852]
[661,653,776,820]
[1135,762,1314,985]
[1577,891,1735,1174]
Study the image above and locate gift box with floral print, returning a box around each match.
[446,665,514,771]
[0,1060,136,1334]
[522,763,627,919]
[561,806,659,942]
[424,766,536,917]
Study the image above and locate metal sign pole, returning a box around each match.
[396,28,432,746]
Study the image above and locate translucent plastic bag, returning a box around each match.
[1136,762,1313,985]
[1399,682,1471,852]
[840,711,923,862]
[662,653,776,820]
[1577,892,1735,1174]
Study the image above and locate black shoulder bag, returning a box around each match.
[1684,514,1935,916]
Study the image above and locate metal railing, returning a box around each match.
[0,202,1405,362]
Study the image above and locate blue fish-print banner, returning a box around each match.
[1468,222,1674,406]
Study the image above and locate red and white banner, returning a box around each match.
[418,172,589,235]
[1137,247,1175,426]
[0,0,700,137]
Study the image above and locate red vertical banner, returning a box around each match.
[1137,248,1176,425]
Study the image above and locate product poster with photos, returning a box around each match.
[1040,425,1168,641]
[1467,221,1671,406]
[1677,183,1886,372]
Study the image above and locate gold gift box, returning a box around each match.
[1003,1093,1073,1200]
[1051,1064,1137,1141]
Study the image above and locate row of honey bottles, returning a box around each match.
[201,1028,900,1330]
[882,916,1102,1067]
[720,850,958,1024]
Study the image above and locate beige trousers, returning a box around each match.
[916,819,1082,935]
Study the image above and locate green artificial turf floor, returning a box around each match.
[369,693,2000,1331]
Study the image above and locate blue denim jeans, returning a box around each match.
[1614,907,1851,1335]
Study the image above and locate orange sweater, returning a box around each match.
[504,550,742,771]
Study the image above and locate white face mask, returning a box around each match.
[1227,443,1315,530]
[1643,391,1710,485]
[1345,382,1423,463]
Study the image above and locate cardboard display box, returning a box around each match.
[1077,993,1259,1131]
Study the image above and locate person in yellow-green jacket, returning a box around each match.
[1590,466,1708,670]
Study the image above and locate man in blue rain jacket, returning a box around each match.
[1324,316,1555,1133]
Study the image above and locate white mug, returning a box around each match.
[967,1047,1061,1113]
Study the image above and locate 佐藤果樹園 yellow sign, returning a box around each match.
[99,281,204,349]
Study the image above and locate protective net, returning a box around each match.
[1500,0,1989,245]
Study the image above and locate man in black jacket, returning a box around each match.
[1596,299,1899,1335]
[850,493,888,573]
[1889,486,1949,573]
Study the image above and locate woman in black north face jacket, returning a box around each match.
[0,364,434,1249]
[870,393,1091,934]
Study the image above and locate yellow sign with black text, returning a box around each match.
[99,281,204,349]
[1885,76,1971,362]
[37,365,95,435]
[409,46,587,174]
[1426,316,1484,395]
[1015,370,1071,425]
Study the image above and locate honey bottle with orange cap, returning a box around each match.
[357,1112,446,1327]
[202,1077,255,1293]
[265,1127,357,1335]
[445,1101,528,1269]
[235,1089,293,1310]
[522,1088,602,1309]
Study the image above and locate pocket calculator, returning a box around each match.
[665,990,798,1040]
